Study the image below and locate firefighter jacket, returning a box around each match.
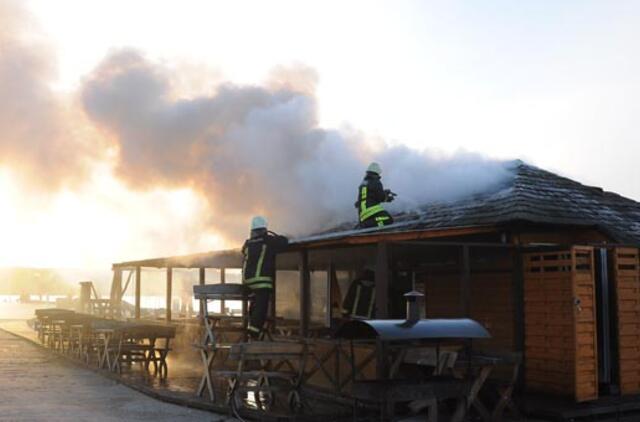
[356,173,389,223]
[342,277,376,319]
[242,231,288,290]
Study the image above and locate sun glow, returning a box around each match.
[0,166,225,269]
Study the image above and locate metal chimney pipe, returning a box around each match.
[404,290,424,323]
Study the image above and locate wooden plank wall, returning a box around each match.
[613,247,640,395]
[523,247,598,402]
[422,270,514,353]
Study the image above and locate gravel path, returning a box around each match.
[0,329,228,421]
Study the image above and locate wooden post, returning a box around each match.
[110,269,123,318]
[326,262,334,327]
[299,251,311,337]
[134,267,141,319]
[166,267,173,322]
[79,281,92,313]
[220,268,226,315]
[512,248,525,391]
[375,242,390,319]
[460,245,471,317]
[198,267,205,318]
[270,267,276,329]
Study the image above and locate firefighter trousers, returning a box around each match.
[248,288,271,338]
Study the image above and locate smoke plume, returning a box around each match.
[0,0,98,190]
[0,0,512,253]
[81,50,512,241]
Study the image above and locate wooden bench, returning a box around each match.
[213,340,310,414]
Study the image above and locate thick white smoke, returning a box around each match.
[81,50,513,241]
[0,0,98,190]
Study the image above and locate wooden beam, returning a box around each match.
[166,267,173,322]
[134,267,141,320]
[460,245,471,317]
[299,251,311,337]
[293,225,498,249]
[375,242,390,319]
[121,270,134,299]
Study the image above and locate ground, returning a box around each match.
[0,329,229,421]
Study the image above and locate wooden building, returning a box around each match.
[110,161,640,412]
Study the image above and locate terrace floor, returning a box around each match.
[0,326,230,421]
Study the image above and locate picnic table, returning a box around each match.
[34,309,76,348]
[93,320,176,379]
[214,340,310,414]
[376,349,522,422]
[334,316,516,421]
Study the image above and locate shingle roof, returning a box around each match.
[298,160,640,245]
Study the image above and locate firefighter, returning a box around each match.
[342,269,376,320]
[241,216,289,338]
[355,162,395,228]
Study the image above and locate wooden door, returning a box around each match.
[613,247,640,395]
[523,246,598,402]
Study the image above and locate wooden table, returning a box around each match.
[34,309,75,347]
[95,322,175,378]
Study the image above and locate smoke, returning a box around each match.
[0,0,513,253]
[0,0,98,190]
[81,49,512,241]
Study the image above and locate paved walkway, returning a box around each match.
[0,329,228,421]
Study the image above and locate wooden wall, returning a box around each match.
[421,267,514,353]
[613,247,640,395]
[523,247,598,402]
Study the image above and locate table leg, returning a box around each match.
[451,365,492,422]
[197,349,216,401]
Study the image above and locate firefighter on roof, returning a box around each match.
[355,162,395,228]
[242,216,288,338]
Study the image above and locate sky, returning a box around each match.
[0,0,638,269]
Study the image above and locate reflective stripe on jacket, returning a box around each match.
[242,231,288,289]
[357,173,387,222]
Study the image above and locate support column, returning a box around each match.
[134,267,141,319]
[220,268,226,315]
[460,245,471,317]
[198,267,205,318]
[166,267,173,322]
[79,281,92,313]
[375,242,390,319]
[299,251,310,337]
[110,269,123,318]
[326,262,335,327]
[511,248,525,391]
[512,248,524,352]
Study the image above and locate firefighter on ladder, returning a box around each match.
[355,162,396,228]
[241,216,289,339]
[341,268,376,320]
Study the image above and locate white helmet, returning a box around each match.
[367,162,382,175]
[251,216,268,231]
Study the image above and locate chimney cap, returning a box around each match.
[404,290,424,300]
